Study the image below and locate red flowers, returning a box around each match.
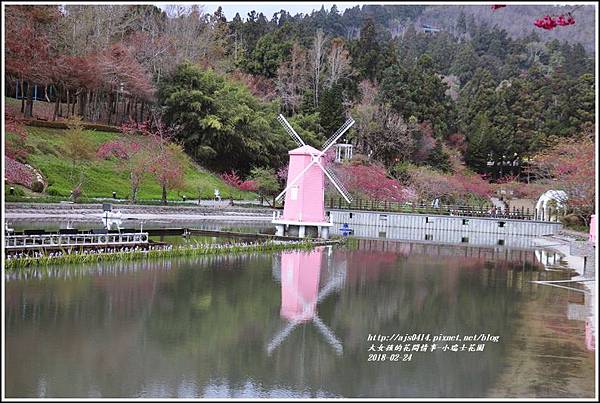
[492,5,577,31]
[5,156,35,188]
[334,162,414,203]
[97,141,140,160]
[220,170,257,192]
[238,180,258,192]
[220,170,242,188]
[557,14,576,26]
[534,14,575,30]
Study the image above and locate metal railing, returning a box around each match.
[326,197,564,222]
[5,232,149,250]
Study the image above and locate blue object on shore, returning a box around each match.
[339,223,353,236]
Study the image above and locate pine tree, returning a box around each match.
[350,18,381,82]
[450,43,479,84]
[319,83,345,137]
[464,112,496,174]
[456,68,497,134]
[426,141,452,173]
[456,11,467,37]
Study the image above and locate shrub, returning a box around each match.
[5,185,25,197]
[249,168,279,201]
[97,141,139,160]
[561,213,586,227]
[5,156,34,187]
[5,111,29,161]
[30,180,45,193]
[239,180,258,192]
[409,165,492,203]
[71,184,83,202]
[348,153,370,166]
[24,119,120,132]
[63,117,96,164]
[47,187,61,196]
[220,170,242,188]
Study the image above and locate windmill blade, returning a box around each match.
[275,158,317,201]
[321,118,355,154]
[315,161,353,203]
[316,272,346,303]
[266,320,301,355]
[312,315,343,355]
[278,114,305,147]
[323,165,353,203]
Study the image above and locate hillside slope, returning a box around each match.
[5,124,256,202]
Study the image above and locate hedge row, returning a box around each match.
[4,240,330,270]
[24,119,121,133]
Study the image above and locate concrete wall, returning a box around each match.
[340,224,544,249]
[328,209,562,237]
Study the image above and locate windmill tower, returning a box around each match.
[273,114,355,239]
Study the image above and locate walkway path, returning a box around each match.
[5,202,275,224]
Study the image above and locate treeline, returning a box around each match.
[4,4,595,178]
[5,6,156,125]
[222,4,594,177]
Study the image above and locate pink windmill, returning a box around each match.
[273,114,355,239]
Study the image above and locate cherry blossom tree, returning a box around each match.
[5,5,60,117]
[97,137,147,203]
[142,115,184,204]
[530,131,595,223]
[332,160,414,203]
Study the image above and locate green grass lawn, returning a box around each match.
[6,125,256,202]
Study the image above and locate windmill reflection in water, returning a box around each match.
[267,247,346,356]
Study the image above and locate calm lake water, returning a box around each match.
[4,240,595,398]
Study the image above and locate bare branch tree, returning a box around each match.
[309,29,327,108]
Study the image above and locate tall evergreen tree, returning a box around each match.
[318,83,345,137]
[350,18,381,82]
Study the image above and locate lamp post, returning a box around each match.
[486,152,495,179]
[117,82,124,123]
[521,156,531,183]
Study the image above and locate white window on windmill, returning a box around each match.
[290,185,299,201]
[335,143,353,163]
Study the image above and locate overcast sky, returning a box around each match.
[159,2,363,20]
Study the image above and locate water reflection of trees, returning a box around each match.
[5,245,588,398]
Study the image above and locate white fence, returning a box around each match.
[329,210,562,237]
[5,232,149,250]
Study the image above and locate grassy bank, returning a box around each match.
[5,122,256,201]
[4,239,337,270]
